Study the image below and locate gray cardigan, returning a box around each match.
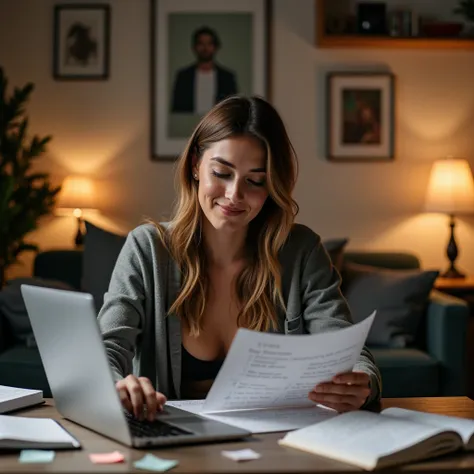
[98,223,382,404]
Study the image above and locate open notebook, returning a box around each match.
[278,407,474,470]
[0,415,80,450]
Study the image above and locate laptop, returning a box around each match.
[20,284,251,448]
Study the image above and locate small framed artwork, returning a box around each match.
[151,0,272,161]
[326,72,395,162]
[53,4,111,80]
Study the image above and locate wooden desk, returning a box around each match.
[3,397,474,473]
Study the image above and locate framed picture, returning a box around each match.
[326,72,395,162]
[53,4,110,80]
[151,0,271,161]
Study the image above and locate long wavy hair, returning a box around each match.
[159,95,299,336]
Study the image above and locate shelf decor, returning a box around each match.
[316,0,474,49]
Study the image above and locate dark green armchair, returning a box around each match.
[344,251,469,398]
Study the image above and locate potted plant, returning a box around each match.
[0,67,60,288]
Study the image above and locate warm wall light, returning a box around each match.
[425,157,474,278]
[56,176,97,247]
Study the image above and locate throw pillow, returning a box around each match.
[341,262,439,348]
[0,277,74,347]
[322,238,349,272]
[82,221,127,312]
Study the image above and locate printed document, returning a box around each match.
[167,312,376,433]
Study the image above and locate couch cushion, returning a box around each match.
[344,252,420,271]
[370,348,439,397]
[0,278,75,347]
[322,238,349,272]
[33,250,83,290]
[82,221,127,312]
[0,345,51,397]
[341,262,439,348]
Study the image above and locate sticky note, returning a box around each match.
[89,450,125,464]
[221,448,261,461]
[19,450,56,463]
[133,453,178,472]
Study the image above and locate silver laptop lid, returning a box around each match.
[21,284,132,446]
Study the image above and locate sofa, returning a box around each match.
[0,229,469,399]
[343,251,468,398]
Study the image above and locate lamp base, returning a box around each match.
[442,214,465,279]
[74,216,84,248]
[441,266,465,279]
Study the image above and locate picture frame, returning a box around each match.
[53,4,111,80]
[151,0,272,161]
[326,72,395,162]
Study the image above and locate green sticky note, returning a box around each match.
[133,453,178,472]
[19,450,56,463]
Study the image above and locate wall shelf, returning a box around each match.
[318,35,474,50]
[316,0,474,50]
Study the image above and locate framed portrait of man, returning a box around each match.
[151,0,271,161]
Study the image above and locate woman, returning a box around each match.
[98,95,381,422]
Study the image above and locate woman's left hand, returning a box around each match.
[309,371,371,413]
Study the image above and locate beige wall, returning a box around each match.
[1,0,473,279]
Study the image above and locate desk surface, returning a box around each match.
[435,276,474,292]
[3,397,474,473]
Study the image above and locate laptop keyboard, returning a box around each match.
[124,412,193,438]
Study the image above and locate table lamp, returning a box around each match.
[424,157,474,278]
[56,176,97,247]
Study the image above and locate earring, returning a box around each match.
[194,173,198,179]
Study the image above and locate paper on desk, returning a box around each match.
[19,450,55,463]
[133,454,178,472]
[167,400,337,433]
[221,448,261,461]
[203,311,376,413]
[89,450,125,464]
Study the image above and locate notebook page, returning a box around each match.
[382,407,474,445]
[203,312,376,413]
[0,416,80,447]
[279,411,453,470]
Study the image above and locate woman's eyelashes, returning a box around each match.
[248,179,266,187]
[211,170,231,179]
[211,170,265,187]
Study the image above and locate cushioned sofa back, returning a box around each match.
[34,250,83,290]
[344,252,420,271]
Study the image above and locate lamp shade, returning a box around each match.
[424,158,474,215]
[57,176,97,210]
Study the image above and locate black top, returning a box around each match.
[181,345,224,381]
[170,64,238,113]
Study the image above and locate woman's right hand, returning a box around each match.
[115,375,167,421]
